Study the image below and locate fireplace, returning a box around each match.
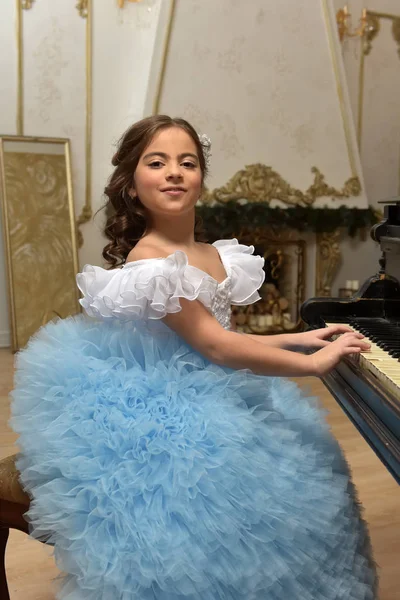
[232,228,307,334]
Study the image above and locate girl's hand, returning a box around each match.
[296,325,355,349]
[311,332,371,376]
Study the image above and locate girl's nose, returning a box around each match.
[165,165,183,180]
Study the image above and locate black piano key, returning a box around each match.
[382,345,400,352]
[345,321,400,359]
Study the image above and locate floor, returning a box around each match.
[1,347,399,599]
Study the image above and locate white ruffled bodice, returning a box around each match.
[76,239,265,330]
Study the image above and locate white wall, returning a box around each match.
[158,0,366,210]
[0,0,170,347]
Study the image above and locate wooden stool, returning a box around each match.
[0,454,30,600]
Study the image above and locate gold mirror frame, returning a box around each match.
[0,135,80,351]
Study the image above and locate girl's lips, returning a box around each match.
[161,189,186,196]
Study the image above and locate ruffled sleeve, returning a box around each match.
[76,252,218,321]
[214,239,265,305]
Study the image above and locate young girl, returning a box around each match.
[11,115,377,599]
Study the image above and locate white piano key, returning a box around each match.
[326,322,400,397]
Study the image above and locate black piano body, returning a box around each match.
[301,198,400,484]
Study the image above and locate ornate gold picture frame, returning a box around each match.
[0,135,80,351]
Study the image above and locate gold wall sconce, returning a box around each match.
[336,5,367,41]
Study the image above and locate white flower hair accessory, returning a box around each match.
[198,133,212,171]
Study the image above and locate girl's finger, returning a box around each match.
[325,324,352,334]
[342,332,364,340]
[342,347,362,355]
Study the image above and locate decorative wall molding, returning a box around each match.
[363,11,400,56]
[15,0,93,246]
[76,0,93,246]
[393,18,400,57]
[321,0,359,179]
[358,10,400,149]
[315,229,341,297]
[16,0,25,134]
[202,165,361,207]
[362,13,380,57]
[117,0,144,6]
[152,0,176,115]
[76,1,89,18]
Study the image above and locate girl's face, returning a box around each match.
[132,127,203,219]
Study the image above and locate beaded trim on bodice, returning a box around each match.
[211,278,232,330]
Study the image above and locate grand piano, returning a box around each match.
[301,198,400,484]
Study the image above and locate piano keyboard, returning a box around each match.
[327,320,400,401]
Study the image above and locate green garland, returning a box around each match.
[197,202,380,240]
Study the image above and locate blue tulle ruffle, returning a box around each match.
[10,315,377,599]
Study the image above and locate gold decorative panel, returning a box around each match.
[202,165,361,207]
[0,136,80,351]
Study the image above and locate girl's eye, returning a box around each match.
[148,160,197,169]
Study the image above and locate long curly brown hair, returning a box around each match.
[101,115,208,268]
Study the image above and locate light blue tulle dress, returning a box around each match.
[10,239,377,599]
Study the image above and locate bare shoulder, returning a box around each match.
[197,242,216,255]
[197,241,222,262]
[126,240,168,264]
